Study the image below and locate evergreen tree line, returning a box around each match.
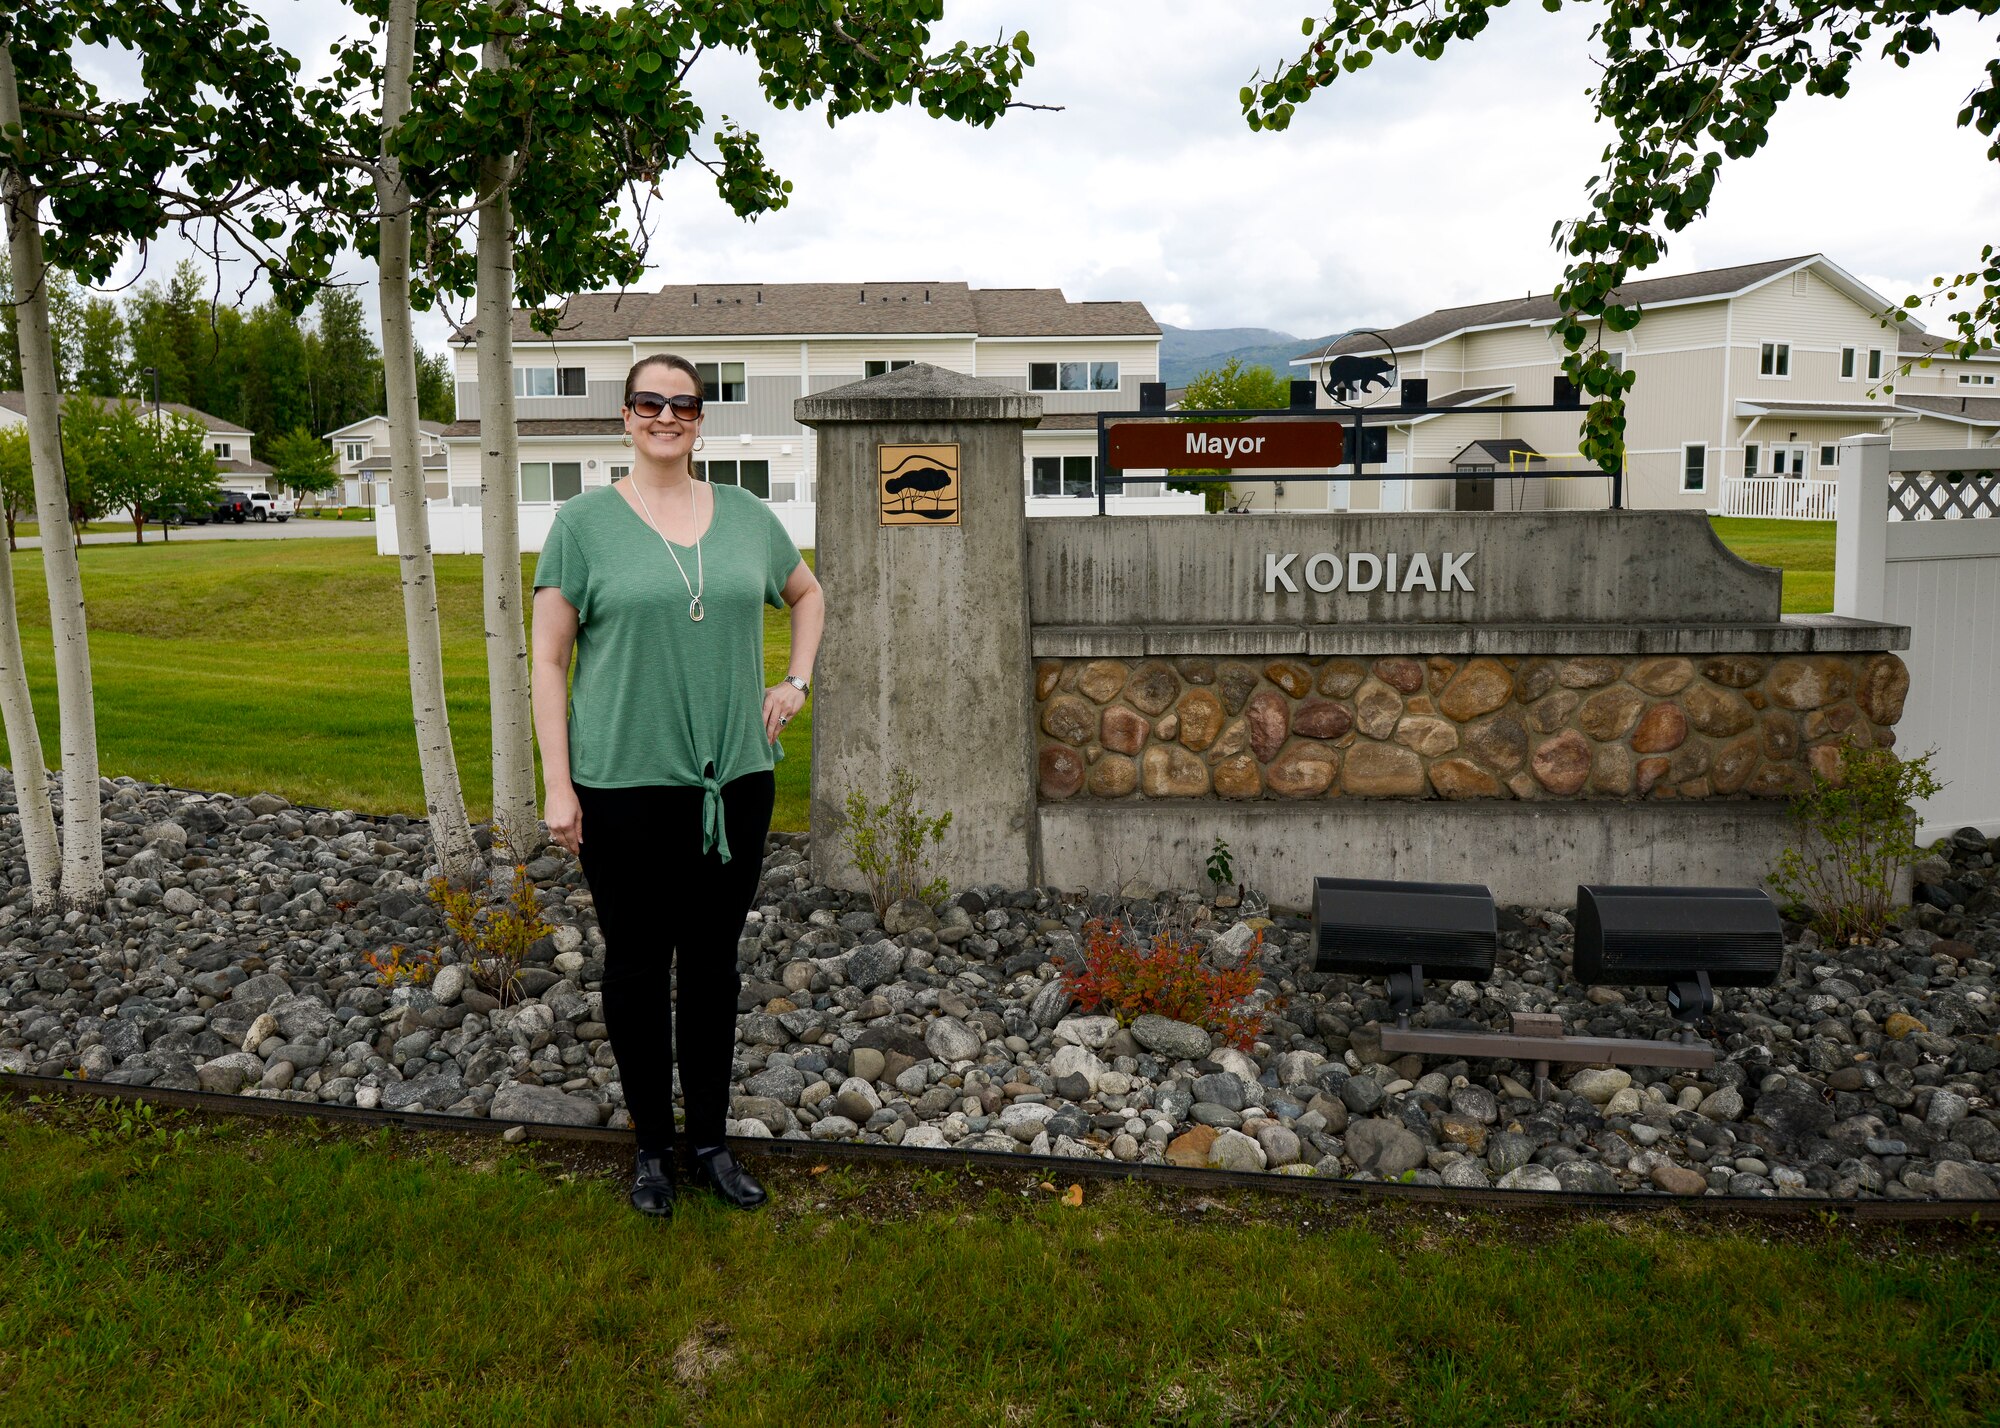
[0,254,455,450]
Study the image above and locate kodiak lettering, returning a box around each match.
[1262,550,1476,595]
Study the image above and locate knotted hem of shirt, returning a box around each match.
[699,742,784,864]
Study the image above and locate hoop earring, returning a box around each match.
[621,433,633,448]
[693,436,705,453]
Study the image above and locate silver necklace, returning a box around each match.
[630,474,705,622]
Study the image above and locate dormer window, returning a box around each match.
[212,441,232,459]
[1758,343,1790,378]
[343,442,365,463]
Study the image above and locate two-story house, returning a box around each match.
[1282,254,1971,517]
[0,391,274,495]
[398,282,1179,555]
[323,415,451,508]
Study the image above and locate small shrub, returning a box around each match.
[1205,835,1234,892]
[363,943,437,989]
[840,767,952,918]
[428,860,552,1006]
[1768,739,1944,946]
[1064,917,1267,1049]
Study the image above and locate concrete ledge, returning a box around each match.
[1029,616,1909,659]
[1038,799,1803,909]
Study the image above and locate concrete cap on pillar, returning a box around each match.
[795,362,1044,427]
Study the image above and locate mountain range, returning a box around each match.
[1158,324,1343,389]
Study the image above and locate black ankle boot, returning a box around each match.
[630,1147,675,1217]
[690,1146,766,1209]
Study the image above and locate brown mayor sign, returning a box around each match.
[1106,420,1344,470]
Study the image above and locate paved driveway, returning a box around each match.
[13,520,377,549]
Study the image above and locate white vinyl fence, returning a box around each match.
[1834,436,2000,841]
[377,500,818,556]
[1722,475,1839,521]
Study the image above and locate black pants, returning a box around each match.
[574,772,773,1152]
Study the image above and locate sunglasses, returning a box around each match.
[628,391,704,420]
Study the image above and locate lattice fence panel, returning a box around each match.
[1887,469,2000,521]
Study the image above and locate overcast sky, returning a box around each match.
[76,2,2000,353]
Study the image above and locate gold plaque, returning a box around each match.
[878,443,960,526]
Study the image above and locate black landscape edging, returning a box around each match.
[2,1071,1983,1224]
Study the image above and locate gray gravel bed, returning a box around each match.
[2,770,1997,1200]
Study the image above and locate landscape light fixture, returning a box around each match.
[1311,875,1497,1022]
[1573,885,1784,1027]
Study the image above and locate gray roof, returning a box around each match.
[1454,438,1545,465]
[1296,255,1819,362]
[0,390,250,434]
[441,418,622,438]
[455,282,1157,345]
[1893,393,2000,426]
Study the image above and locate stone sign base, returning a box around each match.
[1039,799,1808,910]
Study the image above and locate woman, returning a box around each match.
[531,353,824,1218]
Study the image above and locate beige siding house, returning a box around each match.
[408,281,1178,554]
[1282,255,1983,515]
[322,415,450,507]
[0,391,275,494]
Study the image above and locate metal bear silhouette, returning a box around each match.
[1322,354,1396,402]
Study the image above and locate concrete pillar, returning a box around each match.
[795,364,1044,891]
[1835,434,1891,620]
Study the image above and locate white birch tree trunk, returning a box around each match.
[377,0,478,886]
[0,40,98,911]
[476,5,539,860]
[0,491,59,907]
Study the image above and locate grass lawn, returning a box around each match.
[1710,516,1835,614]
[0,519,1830,830]
[1,1095,1992,1428]
[0,537,813,831]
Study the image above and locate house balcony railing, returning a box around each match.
[1720,475,1838,521]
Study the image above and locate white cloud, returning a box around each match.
[59,1,2000,351]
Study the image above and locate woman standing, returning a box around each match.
[531,354,824,1218]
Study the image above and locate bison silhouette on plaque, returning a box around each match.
[878,443,961,526]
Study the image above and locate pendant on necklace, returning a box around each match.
[689,597,705,623]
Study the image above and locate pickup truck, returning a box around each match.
[209,492,257,524]
[247,490,294,523]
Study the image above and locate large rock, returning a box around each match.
[1131,1014,1211,1061]
[1438,658,1513,721]
[1041,695,1097,745]
[1578,687,1645,741]
[846,941,906,992]
[1175,690,1226,751]
[1267,742,1338,797]
[195,1052,266,1095]
[1166,1124,1218,1168]
[924,1016,983,1063]
[1428,758,1502,799]
[490,1081,601,1128]
[1263,661,1314,698]
[1207,1128,1267,1173]
[1857,653,1910,725]
[1569,1067,1631,1105]
[1932,1161,1998,1200]
[1345,1118,1425,1177]
[1342,742,1424,797]
[1141,744,1210,797]
[1631,703,1690,754]
[1649,1162,1709,1196]
[1318,659,1368,697]
[1099,705,1149,756]
[1293,699,1353,740]
[1531,730,1592,795]
[1353,679,1403,740]
[1211,754,1262,800]
[1053,1015,1121,1049]
[1076,660,1129,704]
[1393,714,1459,758]
[1496,1164,1563,1192]
[1125,661,1181,716]
[1685,682,1755,736]
[1086,754,1138,798]
[1463,713,1529,772]
[1244,690,1291,763]
[266,992,335,1043]
[1629,657,1695,697]
[1038,745,1085,799]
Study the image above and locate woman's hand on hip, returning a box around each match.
[544,784,583,856]
[763,681,805,743]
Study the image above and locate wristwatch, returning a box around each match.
[783,675,810,696]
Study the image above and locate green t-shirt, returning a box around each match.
[532,481,803,862]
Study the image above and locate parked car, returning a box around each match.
[247,490,294,523]
[212,492,257,524]
[139,500,190,526]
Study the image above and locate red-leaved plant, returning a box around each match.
[1063,918,1267,1050]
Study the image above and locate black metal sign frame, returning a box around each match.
[1089,377,1623,514]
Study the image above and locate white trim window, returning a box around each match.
[1742,443,1760,477]
[1758,342,1790,378]
[342,441,366,463]
[514,366,586,398]
[1818,443,1839,470]
[693,362,746,403]
[696,458,770,499]
[608,463,630,484]
[1031,454,1095,497]
[521,460,583,504]
[1840,347,1856,380]
[1959,372,1997,387]
[1681,442,1708,493]
[1029,361,1119,393]
[864,359,915,379]
[1867,348,1884,381]
[212,440,232,459]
